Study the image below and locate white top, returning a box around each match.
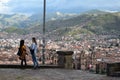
[30,43,37,54]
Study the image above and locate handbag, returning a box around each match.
[17,48,22,56]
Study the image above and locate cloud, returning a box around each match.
[44,0,120,13]
[1,0,120,14]
[8,0,43,14]
[0,0,12,14]
[0,0,10,3]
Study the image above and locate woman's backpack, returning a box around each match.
[17,48,22,56]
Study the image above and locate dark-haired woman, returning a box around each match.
[30,37,39,69]
[19,40,27,67]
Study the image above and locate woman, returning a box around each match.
[30,37,39,69]
[19,40,27,67]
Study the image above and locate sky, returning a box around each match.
[0,0,120,14]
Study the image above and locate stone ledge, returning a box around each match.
[0,64,64,69]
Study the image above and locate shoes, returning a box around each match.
[33,67,37,69]
[33,65,39,69]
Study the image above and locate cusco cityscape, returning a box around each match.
[0,0,120,80]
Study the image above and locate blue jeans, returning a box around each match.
[31,53,38,68]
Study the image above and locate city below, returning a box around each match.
[0,32,120,66]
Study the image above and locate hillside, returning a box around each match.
[0,14,29,29]
[84,13,120,34]
[31,12,120,37]
[0,12,78,34]
[1,10,120,36]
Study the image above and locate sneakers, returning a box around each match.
[33,65,39,69]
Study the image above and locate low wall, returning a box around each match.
[107,62,120,77]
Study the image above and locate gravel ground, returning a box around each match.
[0,69,119,80]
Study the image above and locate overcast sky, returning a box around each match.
[0,0,120,14]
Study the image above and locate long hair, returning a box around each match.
[32,37,37,45]
[19,40,24,49]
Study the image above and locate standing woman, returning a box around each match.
[19,40,27,67]
[30,37,39,69]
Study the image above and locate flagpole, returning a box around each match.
[42,0,46,64]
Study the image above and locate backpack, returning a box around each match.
[17,48,22,56]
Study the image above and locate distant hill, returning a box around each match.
[83,9,109,14]
[32,12,120,37]
[1,10,120,36]
[84,13,120,34]
[0,14,29,29]
[0,12,78,34]
[47,11,120,36]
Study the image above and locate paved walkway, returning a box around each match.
[0,69,119,80]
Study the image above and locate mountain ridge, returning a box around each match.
[0,10,120,36]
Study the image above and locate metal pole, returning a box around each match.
[42,0,46,64]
